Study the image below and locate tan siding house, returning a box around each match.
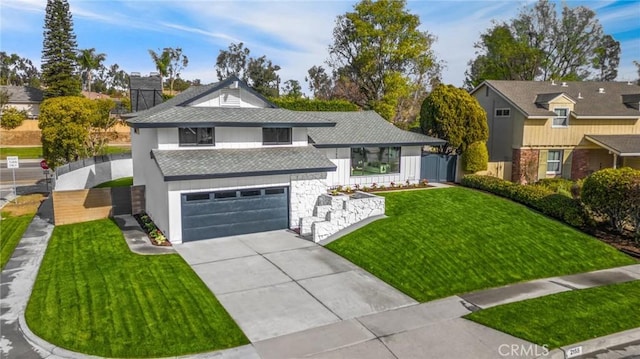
[471,80,640,183]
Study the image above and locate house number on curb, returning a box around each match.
[566,346,583,358]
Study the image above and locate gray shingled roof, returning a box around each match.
[585,135,640,156]
[152,146,337,181]
[0,86,43,103]
[129,107,336,127]
[476,80,640,117]
[307,111,446,147]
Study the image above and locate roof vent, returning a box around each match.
[598,88,605,94]
[131,72,141,77]
[551,79,556,86]
[628,81,633,85]
[578,92,583,99]
[561,82,568,87]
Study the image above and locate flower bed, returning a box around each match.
[329,179,430,195]
[134,212,171,246]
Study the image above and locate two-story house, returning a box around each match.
[126,76,444,243]
[471,80,640,183]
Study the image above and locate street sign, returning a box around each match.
[40,160,49,170]
[7,156,19,169]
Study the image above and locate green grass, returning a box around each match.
[26,219,248,357]
[0,147,43,159]
[465,280,640,348]
[0,215,34,269]
[0,146,130,159]
[94,176,133,188]
[326,187,636,302]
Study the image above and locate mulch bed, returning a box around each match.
[133,213,172,247]
[587,227,640,259]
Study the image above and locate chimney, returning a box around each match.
[598,88,605,94]
[129,72,164,112]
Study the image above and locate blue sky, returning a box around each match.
[1,0,639,93]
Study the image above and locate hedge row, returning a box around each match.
[461,175,586,228]
[269,97,360,112]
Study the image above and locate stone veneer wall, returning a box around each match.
[308,192,385,242]
[571,149,589,180]
[289,172,328,229]
[512,148,540,184]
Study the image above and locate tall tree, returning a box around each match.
[215,42,281,97]
[281,79,302,98]
[328,0,438,124]
[41,0,81,98]
[0,52,41,87]
[148,47,188,94]
[464,25,542,89]
[465,0,617,86]
[305,65,333,100]
[77,48,106,93]
[592,35,620,81]
[215,42,250,81]
[420,84,488,155]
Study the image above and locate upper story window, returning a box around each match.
[262,128,292,145]
[495,108,510,117]
[179,127,214,146]
[553,108,569,127]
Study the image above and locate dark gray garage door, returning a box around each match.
[181,187,289,242]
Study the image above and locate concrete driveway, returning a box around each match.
[174,230,417,342]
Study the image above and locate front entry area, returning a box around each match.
[181,186,289,242]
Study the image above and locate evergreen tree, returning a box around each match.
[41,0,81,98]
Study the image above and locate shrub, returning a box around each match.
[462,175,586,228]
[0,107,28,129]
[269,97,359,112]
[462,141,488,173]
[582,167,640,234]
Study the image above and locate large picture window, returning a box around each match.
[263,128,292,145]
[350,147,401,176]
[179,127,214,146]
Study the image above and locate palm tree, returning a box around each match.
[77,48,106,93]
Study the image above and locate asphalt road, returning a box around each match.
[0,162,51,186]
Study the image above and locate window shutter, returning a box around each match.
[537,150,548,180]
[562,150,572,179]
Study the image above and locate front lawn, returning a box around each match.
[0,147,43,159]
[1,215,33,269]
[94,176,133,188]
[26,219,248,358]
[326,187,635,302]
[465,280,640,348]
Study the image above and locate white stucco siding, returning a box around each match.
[144,155,170,242]
[323,146,422,187]
[156,127,308,149]
[131,128,158,186]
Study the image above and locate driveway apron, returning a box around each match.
[174,230,417,342]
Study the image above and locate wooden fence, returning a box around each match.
[52,185,144,225]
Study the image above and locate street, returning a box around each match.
[0,161,53,201]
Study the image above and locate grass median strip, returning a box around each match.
[326,187,636,302]
[465,280,640,348]
[1,215,34,269]
[25,219,248,358]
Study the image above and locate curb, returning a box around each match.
[540,327,640,359]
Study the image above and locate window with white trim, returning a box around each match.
[546,150,563,174]
[495,108,510,117]
[552,108,569,127]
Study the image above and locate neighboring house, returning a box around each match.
[126,76,444,243]
[0,85,43,118]
[471,80,640,183]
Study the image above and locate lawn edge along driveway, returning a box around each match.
[326,187,636,302]
[465,280,640,348]
[25,219,248,358]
